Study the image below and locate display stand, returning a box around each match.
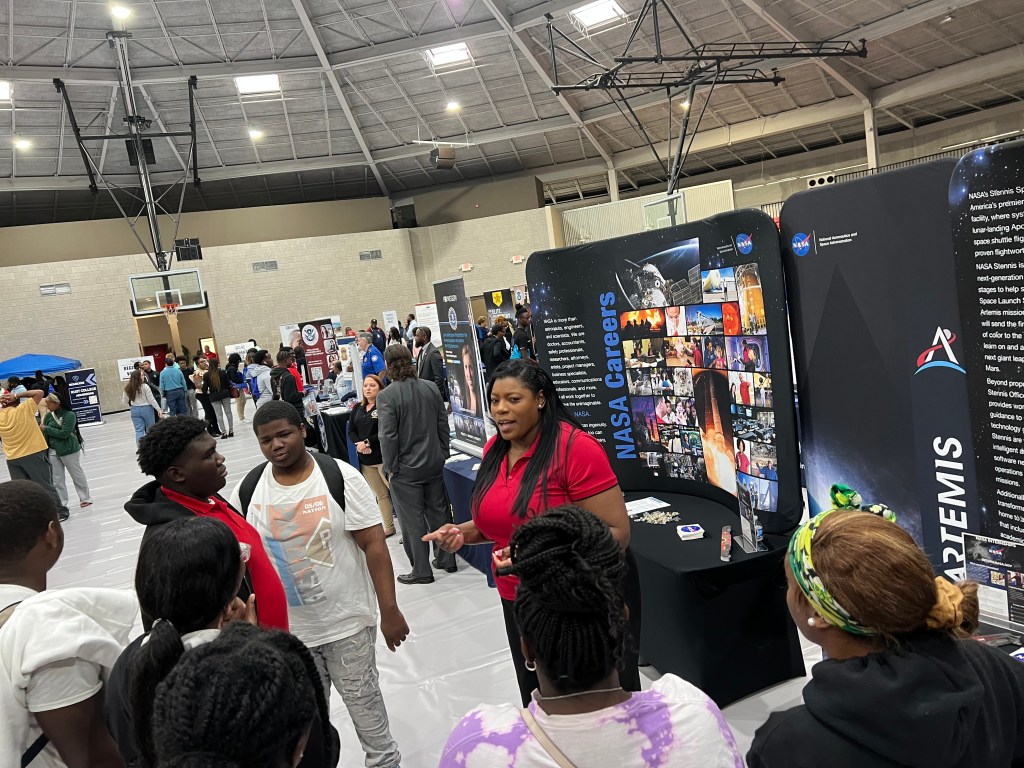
[526,208,805,704]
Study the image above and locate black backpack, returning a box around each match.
[236,452,346,516]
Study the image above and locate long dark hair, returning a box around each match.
[511,506,627,693]
[470,360,583,519]
[125,369,145,400]
[152,622,339,768]
[128,518,244,767]
[208,358,223,390]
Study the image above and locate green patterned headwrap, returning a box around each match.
[788,509,879,637]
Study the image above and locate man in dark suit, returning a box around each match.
[414,327,447,404]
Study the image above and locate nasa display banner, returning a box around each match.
[949,140,1024,547]
[781,160,978,578]
[66,369,101,425]
[963,533,1024,631]
[483,288,514,325]
[434,277,489,456]
[526,209,801,533]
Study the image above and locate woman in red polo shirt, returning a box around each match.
[425,360,640,705]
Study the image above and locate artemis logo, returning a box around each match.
[915,327,966,375]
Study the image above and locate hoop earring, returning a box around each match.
[525,659,537,672]
[807,617,817,627]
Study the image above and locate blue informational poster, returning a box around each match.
[66,368,102,425]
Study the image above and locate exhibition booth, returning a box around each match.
[438,138,1024,706]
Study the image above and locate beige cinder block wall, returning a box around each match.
[0,228,421,413]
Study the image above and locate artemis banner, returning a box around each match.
[949,139,1024,547]
[781,160,978,578]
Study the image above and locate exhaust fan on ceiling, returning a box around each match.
[430,146,456,170]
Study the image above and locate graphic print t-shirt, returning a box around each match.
[440,674,744,768]
[229,459,383,647]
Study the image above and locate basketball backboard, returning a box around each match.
[643,193,687,231]
[129,269,206,316]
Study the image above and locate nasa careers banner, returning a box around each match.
[434,277,489,454]
[527,209,801,533]
[781,160,978,578]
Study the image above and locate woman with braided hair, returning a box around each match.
[104,517,338,768]
[748,510,1024,768]
[441,506,743,767]
[424,359,641,705]
[151,622,333,768]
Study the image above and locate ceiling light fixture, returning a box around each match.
[0,81,10,101]
[940,13,954,24]
[446,101,461,112]
[235,74,281,95]
[426,43,471,68]
[570,0,627,32]
[13,135,31,150]
[680,99,691,110]
[247,125,263,140]
[110,4,131,19]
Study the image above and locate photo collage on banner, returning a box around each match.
[617,238,778,516]
[526,208,799,530]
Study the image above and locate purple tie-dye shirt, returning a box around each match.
[440,674,744,768]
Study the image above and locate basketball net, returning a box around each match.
[161,303,180,319]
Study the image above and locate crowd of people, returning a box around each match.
[1,309,1022,768]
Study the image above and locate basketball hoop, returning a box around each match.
[161,303,180,318]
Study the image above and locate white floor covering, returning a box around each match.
[0,410,820,767]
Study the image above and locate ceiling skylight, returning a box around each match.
[426,43,471,68]
[235,74,281,95]
[570,0,627,31]
[0,81,10,101]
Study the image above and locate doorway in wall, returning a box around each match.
[134,308,216,363]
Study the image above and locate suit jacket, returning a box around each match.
[377,378,450,479]
[417,342,447,402]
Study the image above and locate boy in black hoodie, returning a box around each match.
[123,416,289,632]
[748,510,1024,768]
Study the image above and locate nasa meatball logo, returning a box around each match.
[792,232,811,257]
[448,307,458,331]
[735,233,753,255]
[301,324,319,345]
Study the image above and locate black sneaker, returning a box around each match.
[58,511,70,522]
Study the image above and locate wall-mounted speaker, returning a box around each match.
[807,173,836,188]
[430,146,456,170]
[126,138,157,167]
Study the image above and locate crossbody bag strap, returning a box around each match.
[520,707,578,768]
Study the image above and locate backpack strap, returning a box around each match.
[238,454,345,516]
[237,461,270,519]
[520,707,577,768]
[0,602,21,628]
[310,452,346,510]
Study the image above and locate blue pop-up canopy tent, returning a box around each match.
[0,354,82,380]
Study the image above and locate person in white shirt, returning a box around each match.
[440,506,743,768]
[0,480,136,768]
[122,369,162,444]
[230,402,409,768]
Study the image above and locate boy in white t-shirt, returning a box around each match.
[230,401,409,768]
[0,480,136,768]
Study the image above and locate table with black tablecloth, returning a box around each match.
[319,406,360,469]
[626,491,805,707]
[442,457,496,587]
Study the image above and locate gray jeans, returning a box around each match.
[49,449,92,507]
[310,626,400,768]
[7,450,68,516]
